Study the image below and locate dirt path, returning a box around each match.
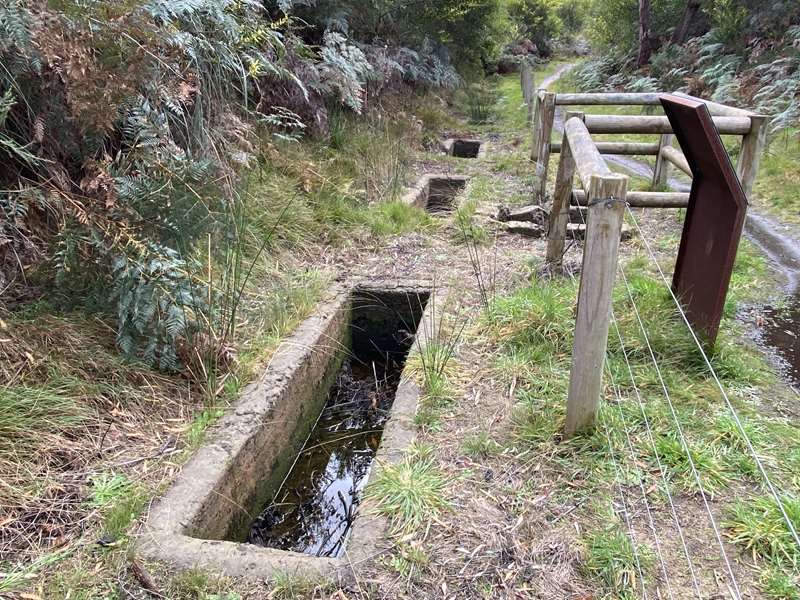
[539,62,576,90]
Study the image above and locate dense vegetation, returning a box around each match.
[0,0,586,375]
[577,0,800,134]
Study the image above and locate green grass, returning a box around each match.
[267,572,333,600]
[0,549,74,595]
[366,443,450,533]
[462,431,502,458]
[583,521,653,598]
[168,569,240,600]
[88,472,132,508]
[370,201,435,236]
[483,251,798,594]
[726,496,800,568]
[761,564,800,600]
[453,196,488,245]
[492,61,568,134]
[651,435,730,495]
[0,383,88,460]
[388,543,431,578]
[755,130,800,222]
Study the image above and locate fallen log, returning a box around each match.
[497,204,548,225]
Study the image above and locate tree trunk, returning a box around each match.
[672,0,702,44]
[637,0,652,67]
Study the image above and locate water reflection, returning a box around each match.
[247,359,400,557]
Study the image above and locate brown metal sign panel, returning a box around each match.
[660,94,748,346]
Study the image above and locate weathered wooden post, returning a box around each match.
[546,111,583,269]
[521,61,536,125]
[530,89,544,162]
[520,61,534,109]
[565,175,627,437]
[532,91,556,203]
[652,133,673,189]
[736,114,767,200]
[562,118,628,436]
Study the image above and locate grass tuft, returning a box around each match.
[268,572,333,600]
[369,201,435,236]
[462,431,502,458]
[583,522,653,598]
[168,568,239,600]
[366,443,450,533]
[726,495,800,568]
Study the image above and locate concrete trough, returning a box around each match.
[441,138,485,159]
[402,174,470,215]
[137,280,436,579]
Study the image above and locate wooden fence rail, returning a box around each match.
[571,189,689,208]
[550,141,661,156]
[519,83,761,437]
[527,90,766,201]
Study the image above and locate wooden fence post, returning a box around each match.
[533,91,556,203]
[530,89,544,162]
[652,133,673,189]
[565,174,628,437]
[546,132,575,269]
[546,111,583,269]
[736,114,767,200]
[520,61,534,109]
[524,63,536,125]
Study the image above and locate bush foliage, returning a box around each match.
[578,1,800,134]
[0,0,558,371]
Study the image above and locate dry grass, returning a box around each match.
[2,62,798,600]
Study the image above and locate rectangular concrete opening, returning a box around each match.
[451,139,482,158]
[425,177,468,214]
[402,174,469,215]
[235,289,429,557]
[139,281,436,578]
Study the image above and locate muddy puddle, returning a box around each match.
[752,293,800,389]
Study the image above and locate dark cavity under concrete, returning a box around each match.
[137,280,435,579]
[246,290,426,557]
[402,174,469,215]
[442,138,483,158]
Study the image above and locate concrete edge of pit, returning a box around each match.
[440,137,488,159]
[401,173,471,209]
[135,278,443,582]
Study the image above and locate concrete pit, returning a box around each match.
[402,174,469,215]
[138,281,434,578]
[442,138,484,158]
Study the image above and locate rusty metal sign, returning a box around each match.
[660,94,748,346]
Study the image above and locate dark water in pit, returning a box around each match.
[426,179,466,214]
[451,140,481,158]
[759,292,800,388]
[246,356,404,557]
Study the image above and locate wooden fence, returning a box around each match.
[530,90,767,204]
[525,86,767,436]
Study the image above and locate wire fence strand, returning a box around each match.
[625,205,800,551]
